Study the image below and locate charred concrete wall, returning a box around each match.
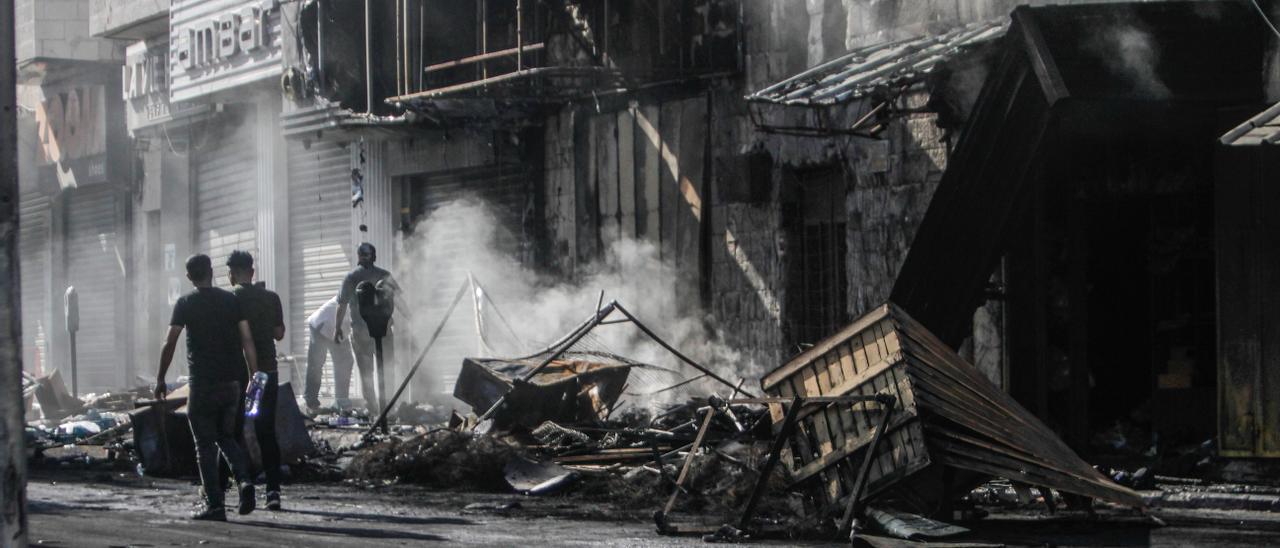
[845,91,948,316]
[539,0,960,372]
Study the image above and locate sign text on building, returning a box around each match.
[34,86,109,188]
[169,0,283,102]
[124,40,204,132]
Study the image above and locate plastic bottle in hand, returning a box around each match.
[244,371,269,418]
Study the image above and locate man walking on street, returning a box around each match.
[336,242,410,417]
[155,254,259,521]
[304,295,356,414]
[227,250,287,511]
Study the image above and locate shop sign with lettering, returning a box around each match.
[123,39,205,132]
[169,0,283,103]
[34,86,109,188]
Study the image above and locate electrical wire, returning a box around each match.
[1252,0,1280,40]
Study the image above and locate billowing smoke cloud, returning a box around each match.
[395,198,759,409]
[1087,23,1171,99]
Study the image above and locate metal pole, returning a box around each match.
[373,336,386,433]
[516,0,523,70]
[0,0,29,542]
[317,0,324,94]
[394,0,401,96]
[364,0,372,114]
[68,332,76,397]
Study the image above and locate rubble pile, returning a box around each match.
[346,430,519,490]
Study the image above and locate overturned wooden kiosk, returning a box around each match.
[756,302,1142,529]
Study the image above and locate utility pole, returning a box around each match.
[0,0,28,545]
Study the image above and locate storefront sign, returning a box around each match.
[33,86,108,188]
[169,0,283,102]
[124,39,205,132]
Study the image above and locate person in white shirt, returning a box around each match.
[303,295,355,412]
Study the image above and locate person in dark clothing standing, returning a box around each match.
[227,250,286,511]
[335,243,410,417]
[155,254,260,521]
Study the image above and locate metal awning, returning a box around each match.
[746,21,1007,106]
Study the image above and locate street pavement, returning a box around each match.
[22,468,1280,547]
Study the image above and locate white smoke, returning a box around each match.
[395,198,759,408]
[1088,23,1171,99]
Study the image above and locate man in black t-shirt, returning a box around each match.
[227,250,286,511]
[155,254,261,521]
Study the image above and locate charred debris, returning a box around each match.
[314,296,1156,543]
[23,288,1236,543]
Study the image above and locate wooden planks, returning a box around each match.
[635,102,662,244]
[761,301,1143,513]
[618,108,637,240]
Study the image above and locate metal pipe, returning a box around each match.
[516,0,523,70]
[394,0,401,96]
[365,0,372,114]
[402,0,410,96]
[373,337,387,432]
[0,0,28,540]
[480,0,488,80]
[317,0,325,94]
[418,0,424,91]
[422,43,546,74]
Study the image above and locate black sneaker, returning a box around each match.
[265,491,281,511]
[192,505,227,521]
[238,483,256,515]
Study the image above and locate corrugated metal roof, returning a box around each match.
[1220,102,1280,146]
[746,20,1008,106]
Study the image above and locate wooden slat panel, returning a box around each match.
[675,96,706,311]
[635,103,661,244]
[574,108,599,264]
[597,114,620,250]
[658,100,682,264]
[763,302,1140,512]
[618,109,637,240]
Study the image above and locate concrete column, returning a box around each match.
[351,138,402,398]
[352,139,396,269]
[0,0,29,541]
[255,95,291,351]
[159,139,191,377]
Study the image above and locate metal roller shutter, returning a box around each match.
[407,165,532,399]
[65,185,123,391]
[288,140,352,399]
[19,191,50,375]
[194,116,258,289]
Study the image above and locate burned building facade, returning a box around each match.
[2,0,1264,463]
[17,0,129,392]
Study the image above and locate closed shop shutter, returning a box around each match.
[65,185,123,391]
[406,165,532,398]
[19,191,50,375]
[288,140,352,399]
[194,115,258,289]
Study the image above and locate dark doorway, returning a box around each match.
[784,166,849,352]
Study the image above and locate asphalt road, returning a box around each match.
[22,468,1280,547]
